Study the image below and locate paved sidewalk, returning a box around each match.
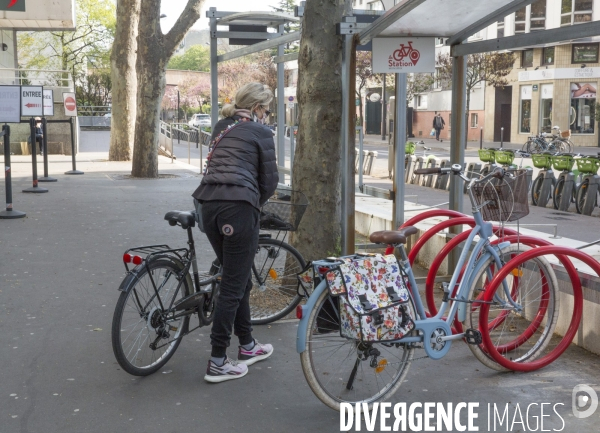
[1,133,600,432]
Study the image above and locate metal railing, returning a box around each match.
[0,68,74,90]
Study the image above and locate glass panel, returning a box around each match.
[574,0,593,11]
[574,13,592,23]
[572,44,599,63]
[515,23,526,33]
[540,99,553,134]
[561,15,572,25]
[497,28,504,38]
[562,0,573,14]
[521,100,532,134]
[471,113,478,128]
[522,50,534,67]
[515,7,526,21]
[570,98,596,134]
[530,19,545,30]
[531,0,546,18]
[543,47,555,65]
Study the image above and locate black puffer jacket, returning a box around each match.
[192,116,279,209]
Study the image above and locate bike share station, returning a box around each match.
[0,85,83,220]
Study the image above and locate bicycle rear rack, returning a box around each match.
[122,244,189,272]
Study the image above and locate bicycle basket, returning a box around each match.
[494,150,515,166]
[575,156,600,174]
[405,142,416,155]
[478,149,495,163]
[531,153,553,169]
[551,154,575,171]
[471,169,529,222]
[260,186,308,231]
[561,130,571,139]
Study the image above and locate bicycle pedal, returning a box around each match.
[174,292,204,311]
[465,328,483,345]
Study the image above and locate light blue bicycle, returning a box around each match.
[296,165,559,410]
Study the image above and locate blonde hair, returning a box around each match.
[221,82,273,118]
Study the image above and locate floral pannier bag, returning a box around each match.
[298,254,415,343]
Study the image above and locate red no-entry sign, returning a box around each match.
[62,92,77,117]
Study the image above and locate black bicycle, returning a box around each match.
[111,189,308,376]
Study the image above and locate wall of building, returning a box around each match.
[412,109,485,141]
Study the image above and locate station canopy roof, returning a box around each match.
[359,0,600,54]
[215,11,298,27]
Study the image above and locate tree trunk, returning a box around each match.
[131,0,204,177]
[291,0,347,259]
[109,0,140,162]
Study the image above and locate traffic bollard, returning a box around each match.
[23,117,48,193]
[38,117,57,182]
[0,125,26,219]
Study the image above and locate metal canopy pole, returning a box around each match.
[277,23,286,177]
[393,73,407,230]
[209,8,219,128]
[340,18,354,255]
[449,55,466,213]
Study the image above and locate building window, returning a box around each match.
[497,19,504,38]
[570,82,596,134]
[561,0,593,26]
[436,37,444,46]
[471,113,478,128]
[572,43,599,63]
[540,84,553,134]
[416,94,427,109]
[522,49,534,68]
[529,0,546,30]
[520,85,532,134]
[515,7,526,33]
[542,47,555,65]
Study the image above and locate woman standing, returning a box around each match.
[192,82,279,383]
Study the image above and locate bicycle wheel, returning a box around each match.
[531,175,543,205]
[575,179,598,213]
[250,238,306,324]
[112,258,191,376]
[552,177,565,209]
[465,245,559,372]
[300,288,415,411]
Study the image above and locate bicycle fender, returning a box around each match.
[296,279,328,354]
[118,256,192,293]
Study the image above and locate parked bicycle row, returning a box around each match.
[110,163,600,411]
[522,125,574,154]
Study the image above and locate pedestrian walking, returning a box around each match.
[433,112,445,142]
[192,82,279,383]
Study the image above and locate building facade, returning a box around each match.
[484,0,600,147]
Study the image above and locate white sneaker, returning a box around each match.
[237,340,274,365]
[204,357,248,383]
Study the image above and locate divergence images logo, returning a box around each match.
[388,41,420,69]
[572,384,598,419]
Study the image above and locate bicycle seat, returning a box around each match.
[370,226,418,245]
[164,210,196,229]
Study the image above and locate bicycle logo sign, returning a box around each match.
[389,41,421,68]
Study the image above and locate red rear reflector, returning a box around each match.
[296,305,303,319]
[132,255,143,265]
[123,253,132,263]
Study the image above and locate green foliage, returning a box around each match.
[167,45,210,71]
[201,104,211,114]
[18,0,116,73]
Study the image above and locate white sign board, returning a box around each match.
[43,89,54,116]
[62,92,77,117]
[0,85,21,123]
[372,37,435,73]
[21,86,44,117]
